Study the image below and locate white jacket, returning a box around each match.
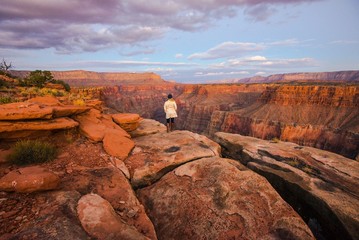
[164,99,178,119]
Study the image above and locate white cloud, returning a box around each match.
[255,71,266,75]
[188,42,265,60]
[175,53,184,58]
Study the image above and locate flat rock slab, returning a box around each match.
[0,117,79,139]
[137,157,314,240]
[130,119,167,138]
[0,166,60,193]
[214,132,359,240]
[125,130,221,188]
[0,102,53,120]
[112,113,141,132]
[77,193,150,240]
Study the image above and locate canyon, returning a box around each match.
[1,70,358,239]
[101,82,359,159]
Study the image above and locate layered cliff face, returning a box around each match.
[101,83,359,159]
[10,70,165,86]
[236,70,359,83]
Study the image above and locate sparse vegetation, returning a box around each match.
[7,140,57,165]
[271,137,280,143]
[0,58,12,76]
[73,99,86,106]
[20,70,54,88]
[0,95,14,104]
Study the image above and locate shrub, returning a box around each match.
[73,99,86,106]
[24,70,54,88]
[0,96,13,104]
[7,140,57,165]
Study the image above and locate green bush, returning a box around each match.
[51,79,71,92]
[24,70,54,88]
[8,140,57,165]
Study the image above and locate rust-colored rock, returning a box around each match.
[26,96,62,106]
[62,167,157,240]
[0,102,53,120]
[103,130,135,159]
[0,166,60,193]
[214,132,359,240]
[77,193,150,240]
[0,117,79,139]
[137,157,314,240]
[112,113,141,132]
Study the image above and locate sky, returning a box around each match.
[1,0,359,83]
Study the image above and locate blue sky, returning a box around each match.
[1,0,358,83]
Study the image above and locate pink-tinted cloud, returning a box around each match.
[0,0,320,52]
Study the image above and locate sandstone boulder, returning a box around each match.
[0,117,79,139]
[214,132,359,240]
[26,96,62,106]
[130,119,167,138]
[61,167,157,239]
[74,109,130,142]
[103,130,135,159]
[137,157,314,240]
[0,166,60,193]
[112,113,141,132]
[77,193,150,240]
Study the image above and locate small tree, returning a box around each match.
[0,58,12,76]
[25,70,54,88]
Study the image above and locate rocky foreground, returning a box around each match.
[0,96,357,239]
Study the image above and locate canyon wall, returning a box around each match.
[101,83,359,159]
[235,70,359,83]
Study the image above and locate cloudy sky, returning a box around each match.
[1,0,359,83]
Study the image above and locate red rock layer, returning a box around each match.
[101,83,359,159]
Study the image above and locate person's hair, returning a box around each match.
[168,94,173,99]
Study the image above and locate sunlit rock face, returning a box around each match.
[213,132,359,240]
[101,82,359,159]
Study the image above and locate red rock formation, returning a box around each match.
[214,132,359,240]
[101,82,359,159]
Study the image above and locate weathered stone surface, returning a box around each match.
[103,130,135,159]
[74,109,106,141]
[74,109,129,142]
[112,113,141,132]
[214,132,359,240]
[130,119,167,138]
[0,117,79,139]
[137,157,314,240]
[77,193,149,240]
[125,130,221,188]
[0,166,60,193]
[2,191,90,240]
[0,102,53,120]
[26,96,62,106]
[52,105,90,118]
[61,167,157,240]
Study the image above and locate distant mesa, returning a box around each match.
[213,70,359,84]
[10,70,167,87]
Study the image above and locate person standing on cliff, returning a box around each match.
[164,93,177,132]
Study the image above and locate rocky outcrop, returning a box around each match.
[137,157,314,240]
[214,132,359,240]
[60,167,157,239]
[0,166,60,193]
[125,130,221,188]
[77,193,150,240]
